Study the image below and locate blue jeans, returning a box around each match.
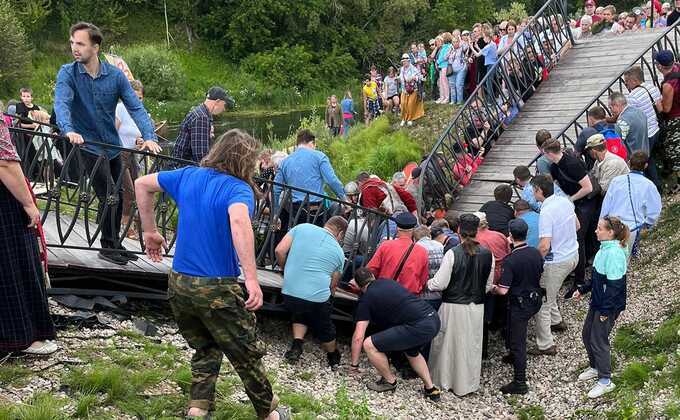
[342,118,352,138]
[447,68,467,104]
[485,64,496,99]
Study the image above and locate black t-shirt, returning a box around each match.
[499,244,543,297]
[479,200,514,236]
[355,279,433,328]
[549,153,587,197]
[668,10,680,27]
[15,102,40,119]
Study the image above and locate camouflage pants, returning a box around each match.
[168,272,277,419]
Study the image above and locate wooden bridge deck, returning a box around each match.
[452,31,661,212]
[41,211,358,304]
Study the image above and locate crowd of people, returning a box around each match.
[0,11,678,419]
[571,0,680,38]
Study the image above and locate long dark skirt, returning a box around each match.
[0,183,55,352]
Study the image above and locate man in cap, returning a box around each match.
[491,219,545,395]
[348,268,441,401]
[585,134,630,195]
[609,92,649,157]
[365,212,429,295]
[172,86,233,163]
[577,0,602,27]
[275,216,347,368]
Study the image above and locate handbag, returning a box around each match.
[405,81,416,94]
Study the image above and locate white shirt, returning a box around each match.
[626,83,661,137]
[538,194,579,264]
[116,102,142,149]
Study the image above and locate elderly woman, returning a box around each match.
[399,53,425,127]
[0,118,57,355]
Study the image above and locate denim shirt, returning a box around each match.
[54,60,156,159]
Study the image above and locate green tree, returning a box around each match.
[494,1,529,23]
[55,0,129,41]
[10,0,52,39]
[0,0,32,96]
[428,0,494,32]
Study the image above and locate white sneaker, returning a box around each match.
[400,120,406,127]
[587,381,615,398]
[407,121,413,127]
[578,367,599,381]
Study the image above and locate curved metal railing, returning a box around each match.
[418,0,574,212]
[7,121,392,277]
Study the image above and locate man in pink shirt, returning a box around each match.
[366,213,429,294]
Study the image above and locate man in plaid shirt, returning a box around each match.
[172,86,233,163]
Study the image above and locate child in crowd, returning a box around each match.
[573,216,629,399]
[325,95,342,137]
[362,77,380,125]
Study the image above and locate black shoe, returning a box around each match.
[117,246,139,261]
[528,345,557,356]
[98,250,129,266]
[551,321,568,332]
[501,353,515,365]
[563,285,579,300]
[327,350,341,370]
[500,380,528,395]
[424,386,441,402]
[284,340,303,363]
[367,377,397,393]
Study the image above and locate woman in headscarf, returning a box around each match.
[399,53,425,127]
[0,117,57,355]
[427,213,494,396]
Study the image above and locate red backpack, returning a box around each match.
[599,126,628,161]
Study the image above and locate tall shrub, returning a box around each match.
[121,45,187,101]
[0,0,31,96]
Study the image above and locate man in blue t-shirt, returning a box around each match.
[135,129,288,420]
[274,217,347,369]
[514,200,540,248]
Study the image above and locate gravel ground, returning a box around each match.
[2,194,679,419]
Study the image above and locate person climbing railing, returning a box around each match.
[418,0,574,213]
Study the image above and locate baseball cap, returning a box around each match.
[633,6,643,15]
[585,133,605,149]
[585,0,596,6]
[401,53,410,60]
[654,50,675,67]
[462,30,470,36]
[207,86,235,109]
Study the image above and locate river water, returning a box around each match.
[161,108,322,146]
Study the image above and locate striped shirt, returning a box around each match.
[626,83,661,137]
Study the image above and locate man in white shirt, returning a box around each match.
[530,175,580,355]
[623,65,662,190]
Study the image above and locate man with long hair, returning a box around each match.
[135,129,288,420]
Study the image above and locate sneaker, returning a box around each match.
[528,345,557,356]
[23,341,58,355]
[284,340,303,363]
[117,246,139,261]
[326,350,341,370]
[424,386,441,402]
[367,377,398,393]
[578,367,599,382]
[551,321,568,332]
[587,381,615,398]
[500,380,529,395]
[273,406,290,420]
[400,120,406,127]
[407,121,413,127]
[98,250,129,266]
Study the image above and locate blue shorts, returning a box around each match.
[371,312,440,357]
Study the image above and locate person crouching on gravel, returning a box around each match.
[348,268,442,402]
[572,215,629,399]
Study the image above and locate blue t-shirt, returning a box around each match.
[519,211,540,249]
[481,43,498,66]
[158,167,255,277]
[282,224,345,303]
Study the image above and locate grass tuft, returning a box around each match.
[0,362,32,388]
[516,404,545,420]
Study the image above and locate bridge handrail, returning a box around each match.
[7,125,393,274]
[417,0,574,212]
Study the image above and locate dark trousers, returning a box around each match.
[82,152,124,249]
[420,298,442,361]
[508,295,542,382]
[645,132,662,191]
[582,307,619,380]
[574,198,600,286]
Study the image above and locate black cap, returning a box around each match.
[411,167,422,179]
[430,227,445,238]
[207,86,235,108]
[508,218,529,239]
[394,212,417,229]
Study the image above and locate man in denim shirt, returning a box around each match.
[273,129,345,228]
[54,22,159,265]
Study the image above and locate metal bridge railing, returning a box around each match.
[7,121,392,275]
[418,0,574,212]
